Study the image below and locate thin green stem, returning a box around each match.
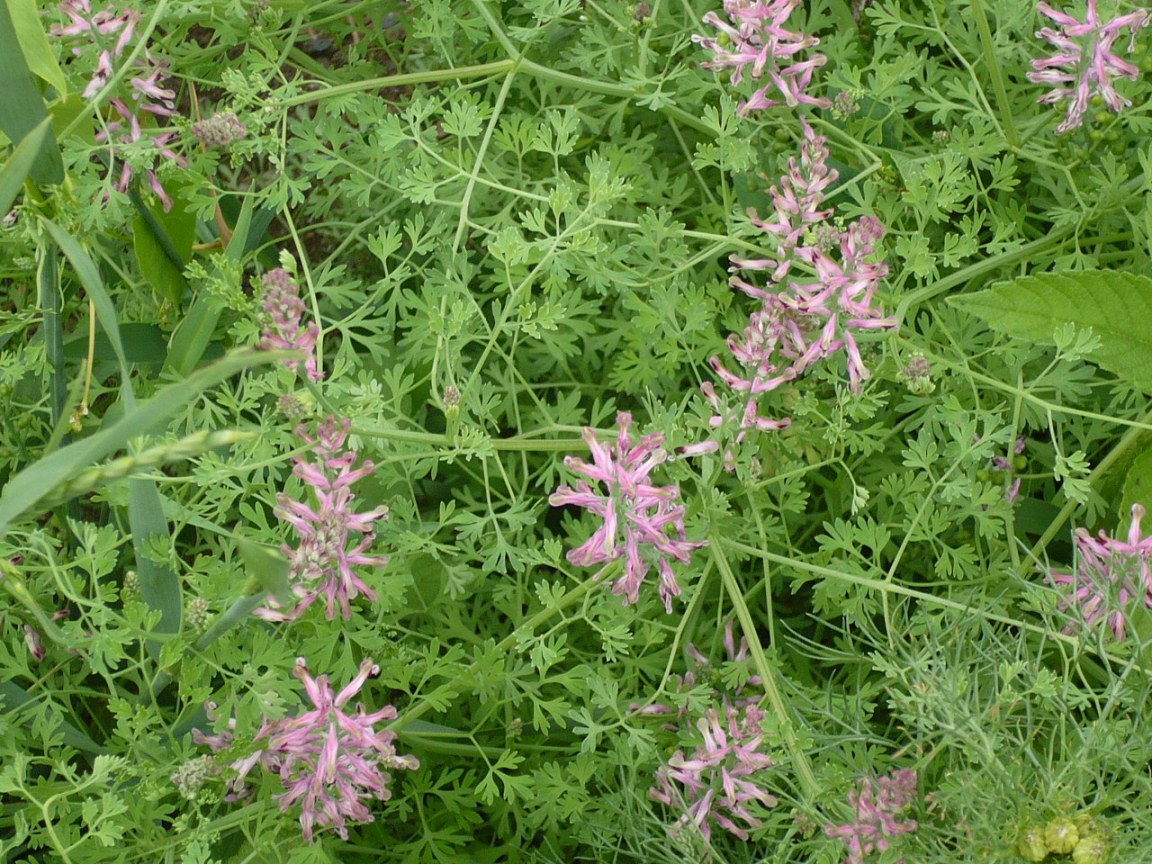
[709,538,819,802]
[969,0,1020,148]
[454,62,521,250]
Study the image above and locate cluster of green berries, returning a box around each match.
[1017,816,1109,864]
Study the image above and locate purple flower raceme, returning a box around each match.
[692,0,831,114]
[1027,0,1151,134]
[257,417,390,622]
[259,268,323,381]
[650,702,778,841]
[194,658,418,842]
[51,0,184,209]
[643,623,776,841]
[686,123,895,464]
[549,413,706,613]
[1049,503,1152,640]
[824,768,919,864]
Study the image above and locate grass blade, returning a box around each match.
[0,0,63,184]
[0,349,283,538]
[0,117,49,215]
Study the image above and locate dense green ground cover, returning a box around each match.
[2,0,1152,861]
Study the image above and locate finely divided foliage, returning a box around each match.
[3,0,1152,861]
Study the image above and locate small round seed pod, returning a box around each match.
[1044,817,1079,855]
[1071,834,1109,864]
[1017,825,1049,862]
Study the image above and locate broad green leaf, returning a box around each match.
[951,271,1152,394]
[132,192,195,309]
[0,0,63,184]
[225,190,256,261]
[236,535,293,607]
[6,0,67,96]
[164,293,223,377]
[164,194,258,377]
[0,349,281,537]
[63,323,167,365]
[0,116,48,214]
[129,478,181,638]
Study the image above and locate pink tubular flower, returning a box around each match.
[650,702,777,841]
[52,0,183,209]
[687,124,893,464]
[194,658,418,842]
[1027,0,1151,134]
[692,0,831,113]
[735,126,836,272]
[1049,503,1152,640]
[824,768,918,864]
[24,624,45,662]
[259,269,323,381]
[549,412,706,613]
[257,417,390,622]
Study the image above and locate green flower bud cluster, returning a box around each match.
[1017,816,1109,864]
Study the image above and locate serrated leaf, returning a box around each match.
[951,271,1152,393]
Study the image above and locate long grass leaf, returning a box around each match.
[0,117,49,214]
[40,217,133,402]
[0,0,63,184]
[0,682,102,754]
[0,349,283,537]
[7,0,67,97]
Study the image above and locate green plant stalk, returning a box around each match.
[38,430,254,511]
[454,61,521,251]
[969,0,1020,149]
[709,538,819,802]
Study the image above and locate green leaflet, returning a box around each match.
[951,271,1152,394]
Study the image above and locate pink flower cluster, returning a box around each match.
[650,703,777,841]
[646,624,777,841]
[257,417,390,622]
[692,0,831,114]
[51,0,183,209]
[194,658,418,842]
[1050,503,1152,641]
[824,768,918,864]
[259,269,323,381]
[1027,0,1150,134]
[687,123,895,465]
[549,413,705,613]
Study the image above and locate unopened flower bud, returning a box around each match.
[121,570,141,600]
[191,111,247,148]
[24,624,45,662]
[171,755,216,800]
[1072,833,1109,864]
[186,597,211,632]
[832,90,859,119]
